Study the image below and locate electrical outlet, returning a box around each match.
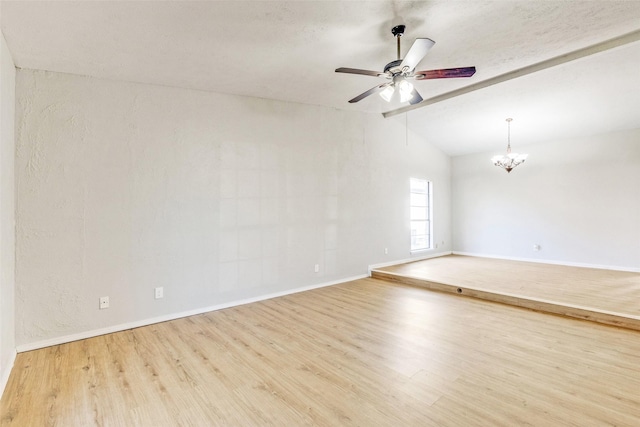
[99,296,109,310]
[155,287,164,299]
[384,248,388,255]
[314,264,320,273]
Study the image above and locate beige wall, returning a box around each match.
[452,129,640,270]
[15,69,452,348]
[0,26,16,395]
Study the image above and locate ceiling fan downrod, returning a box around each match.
[391,24,405,60]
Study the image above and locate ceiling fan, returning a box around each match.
[336,24,476,105]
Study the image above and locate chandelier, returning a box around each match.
[491,118,528,173]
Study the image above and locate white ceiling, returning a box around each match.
[2,1,639,156]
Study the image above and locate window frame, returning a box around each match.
[409,178,432,252]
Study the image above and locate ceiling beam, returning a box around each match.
[382,29,640,118]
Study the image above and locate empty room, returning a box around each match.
[1,1,639,425]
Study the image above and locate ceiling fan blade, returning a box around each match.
[336,67,387,77]
[408,89,423,105]
[348,82,392,103]
[413,66,476,80]
[399,38,435,72]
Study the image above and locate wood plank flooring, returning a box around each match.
[372,255,640,330]
[2,277,640,426]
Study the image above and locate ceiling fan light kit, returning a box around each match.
[492,118,528,173]
[379,85,395,102]
[397,79,415,102]
[335,24,476,105]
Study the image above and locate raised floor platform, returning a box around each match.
[371,255,640,331]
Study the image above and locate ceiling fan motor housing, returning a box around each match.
[383,59,403,74]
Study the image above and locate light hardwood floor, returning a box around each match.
[2,277,640,426]
[373,255,640,330]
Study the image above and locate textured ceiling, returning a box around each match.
[2,1,639,156]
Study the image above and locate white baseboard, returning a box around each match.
[16,274,368,353]
[452,251,640,273]
[368,251,452,274]
[0,349,17,401]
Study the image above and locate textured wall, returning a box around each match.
[0,27,16,393]
[15,69,451,346]
[452,129,640,269]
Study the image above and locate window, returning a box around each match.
[410,178,432,251]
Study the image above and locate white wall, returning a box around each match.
[14,69,451,348]
[452,129,640,270]
[0,26,16,394]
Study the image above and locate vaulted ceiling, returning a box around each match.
[2,1,639,156]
